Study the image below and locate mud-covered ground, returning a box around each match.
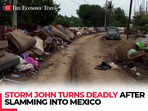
[21,33,146,86]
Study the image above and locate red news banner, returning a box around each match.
[0,91,145,109]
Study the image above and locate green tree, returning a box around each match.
[112,8,128,27]
[68,16,83,27]
[134,15,148,26]
[77,4,127,27]
[53,15,83,27]
[134,15,148,33]
[53,15,70,27]
[77,4,105,27]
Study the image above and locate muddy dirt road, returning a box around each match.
[27,33,139,86]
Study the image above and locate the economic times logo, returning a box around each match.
[0,5,57,11]
[0,93,17,111]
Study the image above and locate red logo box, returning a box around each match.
[4,5,11,11]
[0,94,17,111]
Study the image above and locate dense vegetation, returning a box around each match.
[77,4,128,27]
[0,1,128,27]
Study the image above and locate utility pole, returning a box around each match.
[104,0,108,29]
[127,0,133,40]
[108,1,113,26]
[12,0,17,29]
[146,0,148,13]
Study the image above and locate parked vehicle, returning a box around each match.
[105,26,120,40]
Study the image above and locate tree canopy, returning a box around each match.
[0,1,128,28]
[112,8,128,27]
[53,15,83,27]
[134,15,148,26]
[77,4,128,27]
[77,4,105,27]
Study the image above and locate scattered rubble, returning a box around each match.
[0,24,98,82]
[95,61,112,71]
[114,37,148,80]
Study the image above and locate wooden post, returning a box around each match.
[12,0,17,29]
[104,0,108,29]
[127,0,133,40]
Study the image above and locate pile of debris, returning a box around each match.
[114,37,148,80]
[0,24,96,83]
[70,27,98,37]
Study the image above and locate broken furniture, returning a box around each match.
[0,41,20,72]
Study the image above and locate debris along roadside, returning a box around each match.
[0,25,98,83]
[113,36,148,80]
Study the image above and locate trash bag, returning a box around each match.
[128,49,137,58]
[95,62,112,70]
[136,42,148,50]
[15,56,34,72]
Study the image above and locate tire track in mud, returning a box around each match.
[69,34,103,84]
[2,33,138,86]
[69,33,136,85]
[29,33,136,85]
[27,34,100,85]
